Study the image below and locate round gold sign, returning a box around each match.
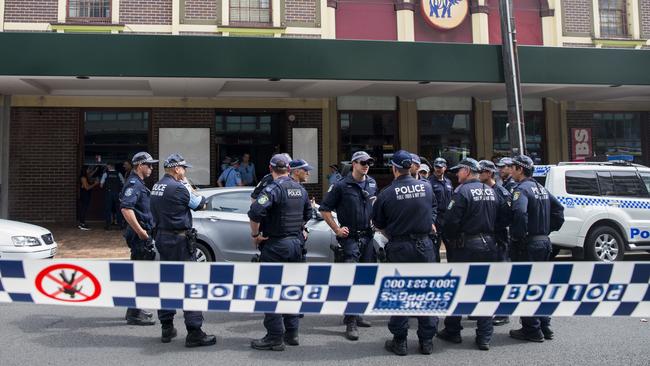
[420,0,469,30]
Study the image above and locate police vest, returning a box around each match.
[105,171,122,192]
[264,179,306,237]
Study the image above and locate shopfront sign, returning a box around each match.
[420,0,469,30]
[571,128,592,161]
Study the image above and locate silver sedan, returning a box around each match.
[191,187,386,262]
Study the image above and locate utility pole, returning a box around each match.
[499,0,525,156]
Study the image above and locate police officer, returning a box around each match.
[251,153,292,200]
[248,154,312,351]
[217,157,243,187]
[479,159,513,327]
[429,157,453,262]
[496,157,517,192]
[150,153,216,348]
[289,159,313,184]
[120,152,158,326]
[508,155,565,342]
[101,162,125,230]
[437,158,508,351]
[319,151,377,341]
[372,150,438,356]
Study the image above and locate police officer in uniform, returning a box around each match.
[437,158,508,351]
[289,159,313,184]
[496,157,517,193]
[101,162,125,230]
[319,151,377,341]
[429,157,453,262]
[150,153,216,348]
[372,150,438,356]
[251,154,292,200]
[479,159,513,326]
[508,155,565,342]
[120,152,158,326]
[248,154,312,351]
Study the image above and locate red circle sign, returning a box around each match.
[35,264,102,302]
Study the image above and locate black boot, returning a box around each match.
[185,328,217,348]
[509,328,544,343]
[356,317,372,328]
[251,335,285,351]
[541,326,554,340]
[126,309,155,326]
[493,316,510,326]
[140,310,154,319]
[283,330,299,346]
[344,322,359,341]
[436,328,462,344]
[161,324,177,343]
[419,338,434,355]
[385,337,407,356]
[475,337,490,351]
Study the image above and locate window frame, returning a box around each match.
[229,0,273,26]
[598,0,628,38]
[67,0,112,23]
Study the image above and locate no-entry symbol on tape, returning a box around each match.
[35,264,101,302]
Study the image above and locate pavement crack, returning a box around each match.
[45,319,64,328]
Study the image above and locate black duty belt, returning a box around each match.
[463,233,494,242]
[348,228,373,238]
[157,229,187,236]
[390,234,429,242]
[528,235,550,242]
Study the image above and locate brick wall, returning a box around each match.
[641,0,650,38]
[182,0,219,23]
[562,0,593,36]
[284,0,318,25]
[286,110,323,201]
[151,108,216,185]
[120,0,173,25]
[4,0,58,23]
[9,108,80,223]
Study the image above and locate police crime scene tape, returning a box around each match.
[0,259,648,317]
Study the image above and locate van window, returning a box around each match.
[565,170,599,196]
[638,172,650,196]
[611,171,648,198]
[597,171,615,196]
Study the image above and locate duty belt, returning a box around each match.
[348,228,373,239]
[390,233,429,242]
[463,233,494,242]
[527,235,550,242]
[157,229,187,236]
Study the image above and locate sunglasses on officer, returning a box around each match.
[354,160,374,167]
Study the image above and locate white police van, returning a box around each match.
[534,161,650,262]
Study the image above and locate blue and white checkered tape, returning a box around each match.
[0,260,648,317]
[558,196,650,210]
[533,165,552,177]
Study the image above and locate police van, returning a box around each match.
[535,161,650,262]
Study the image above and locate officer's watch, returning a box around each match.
[251,232,260,238]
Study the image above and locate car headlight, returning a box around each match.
[11,236,41,247]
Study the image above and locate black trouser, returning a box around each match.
[444,235,498,343]
[124,227,153,319]
[78,190,92,224]
[104,190,123,227]
[511,236,552,336]
[339,234,375,325]
[385,236,438,341]
[260,236,303,339]
[155,231,203,330]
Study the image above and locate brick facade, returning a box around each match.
[151,108,217,186]
[286,109,323,201]
[120,0,173,25]
[4,0,58,23]
[641,0,650,38]
[562,0,593,36]
[284,0,318,26]
[182,0,219,23]
[9,108,80,223]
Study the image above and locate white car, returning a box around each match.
[0,219,58,259]
[537,161,650,262]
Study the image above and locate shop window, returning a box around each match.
[599,0,628,38]
[493,111,545,164]
[339,111,397,174]
[68,0,111,23]
[593,113,642,163]
[83,111,149,165]
[230,0,271,24]
[418,111,473,166]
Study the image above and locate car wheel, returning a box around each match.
[194,241,214,262]
[585,226,625,262]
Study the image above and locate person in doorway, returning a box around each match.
[217,158,243,187]
[78,165,99,230]
[238,153,257,186]
[100,162,125,230]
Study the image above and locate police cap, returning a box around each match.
[433,158,447,168]
[496,157,514,167]
[410,153,421,165]
[511,155,534,170]
[449,158,481,173]
[351,151,374,163]
[163,153,192,168]
[419,164,430,174]
[289,159,314,171]
[132,152,158,165]
[390,150,413,169]
[270,153,290,168]
[478,160,498,173]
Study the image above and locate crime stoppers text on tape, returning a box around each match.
[0,260,648,317]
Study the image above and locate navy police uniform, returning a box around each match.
[150,154,213,346]
[103,168,124,228]
[429,158,453,262]
[372,150,438,355]
[248,162,311,348]
[251,173,274,199]
[439,158,508,349]
[509,155,565,341]
[120,152,158,325]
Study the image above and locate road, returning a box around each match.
[1,302,648,366]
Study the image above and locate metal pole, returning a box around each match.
[0,95,10,219]
[499,0,525,156]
